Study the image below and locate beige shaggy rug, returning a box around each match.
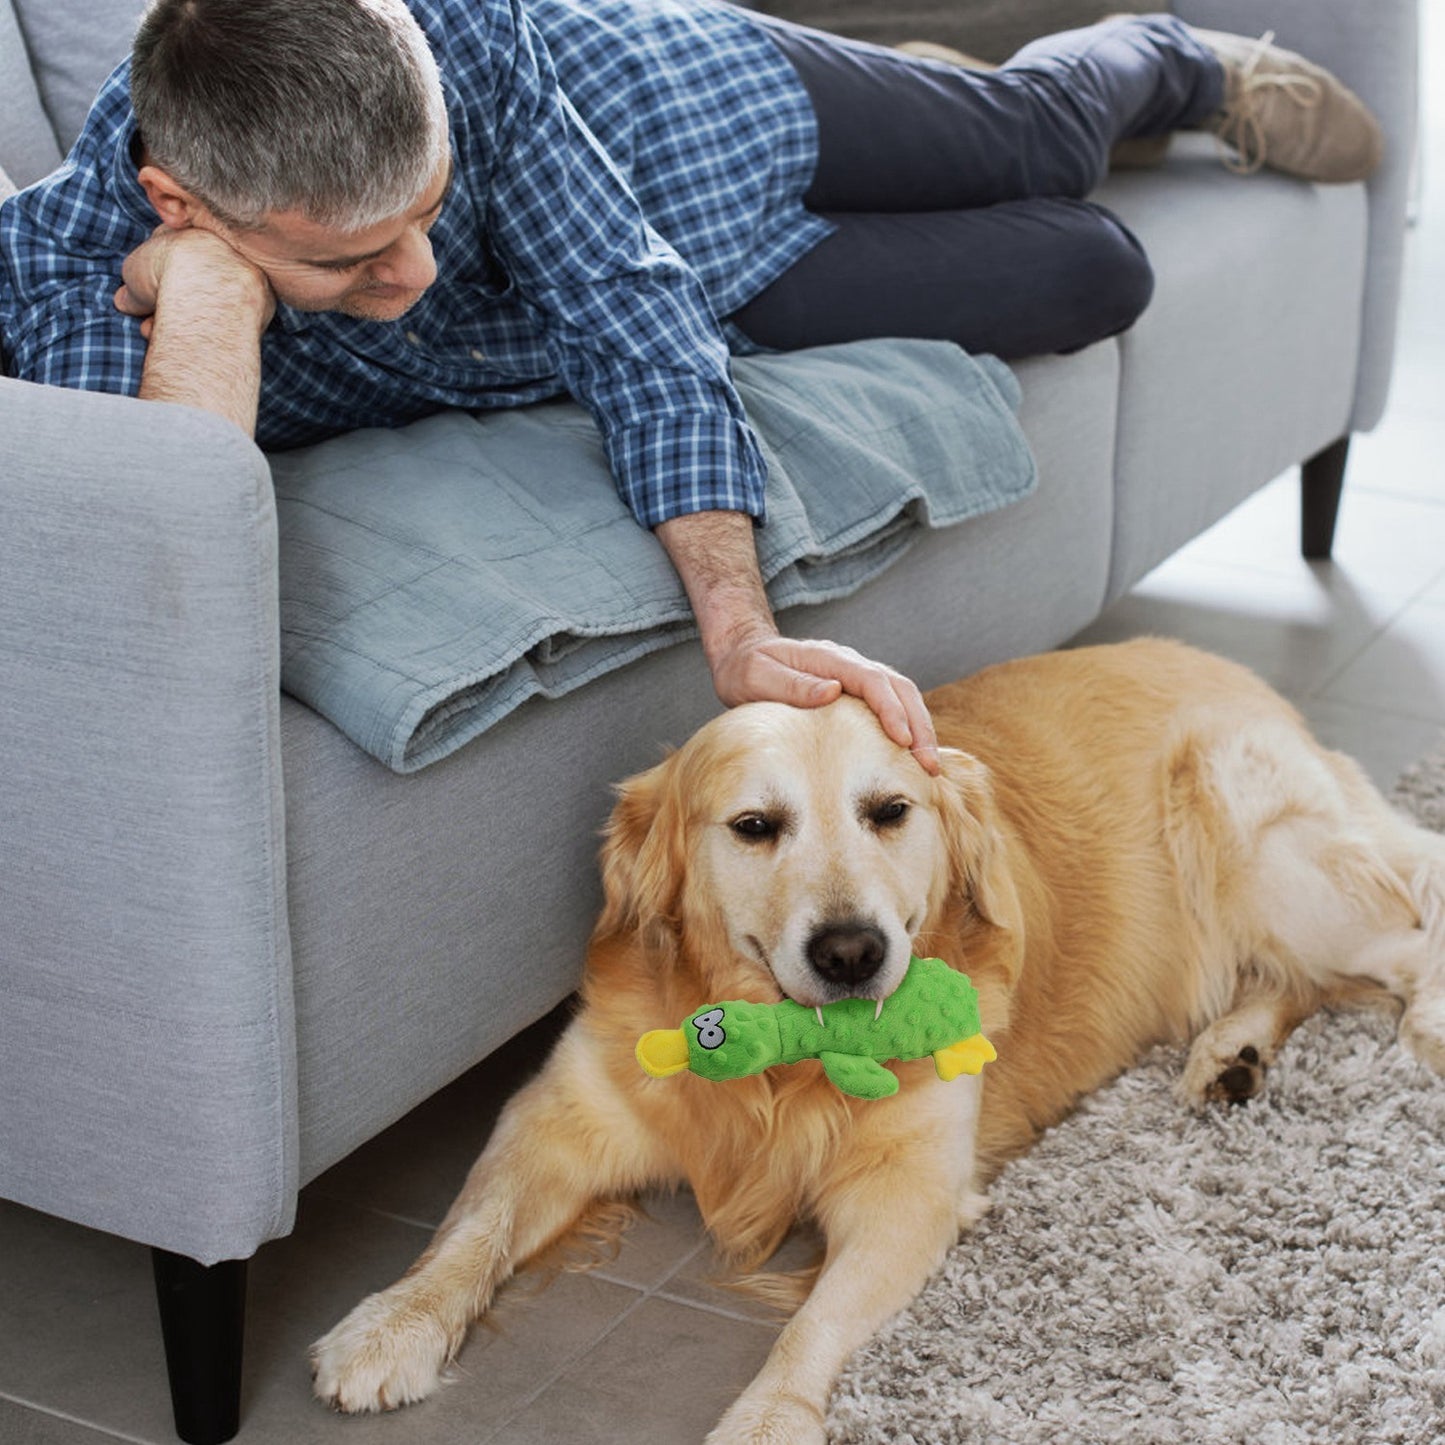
[827,735,1445,1445]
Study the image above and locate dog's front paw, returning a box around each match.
[706,1391,827,1445]
[310,1288,456,1414]
[957,1188,991,1233]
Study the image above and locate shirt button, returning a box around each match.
[469,348,486,362]
[404,330,422,347]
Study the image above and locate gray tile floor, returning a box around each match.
[6,28,1445,1445]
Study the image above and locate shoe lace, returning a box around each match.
[1217,30,1325,175]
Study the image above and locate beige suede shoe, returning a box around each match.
[1194,28,1383,182]
[895,39,998,71]
[1109,133,1172,169]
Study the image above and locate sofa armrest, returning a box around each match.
[0,377,297,1265]
[1170,0,1419,431]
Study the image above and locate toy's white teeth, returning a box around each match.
[815,1006,825,1029]
[875,998,885,1023]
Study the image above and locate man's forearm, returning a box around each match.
[655,508,776,665]
[139,260,270,435]
[116,227,274,436]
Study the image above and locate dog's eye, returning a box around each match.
[730,813,779,842]
[869,798,910,829]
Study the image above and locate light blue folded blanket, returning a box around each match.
[270,338,1035,773]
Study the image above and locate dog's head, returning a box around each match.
[598,697,1013,1009]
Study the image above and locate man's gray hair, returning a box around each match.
[131,0,449,231]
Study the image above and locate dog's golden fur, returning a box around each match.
[312,639,1445,1442]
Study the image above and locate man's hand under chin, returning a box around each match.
[114,225,275,434]
[654,510,941,775]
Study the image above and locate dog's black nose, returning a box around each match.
[806,921,886,988]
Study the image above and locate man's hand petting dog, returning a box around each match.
[655,507,941,775]
[711,629,942,776]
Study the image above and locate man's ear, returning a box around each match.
[136,163,207,229]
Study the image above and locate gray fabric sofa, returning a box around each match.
[0,0,1417,1440]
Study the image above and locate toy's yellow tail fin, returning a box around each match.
[636,1028,691,1078]
[932,1033,997,1081]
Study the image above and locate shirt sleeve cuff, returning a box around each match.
[606,411,770,529]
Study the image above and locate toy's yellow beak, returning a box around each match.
[636,1028,691,1078]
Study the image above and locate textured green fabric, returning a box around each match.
[663,956,989,1100]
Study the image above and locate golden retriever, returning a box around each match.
[311,638,1445,1443]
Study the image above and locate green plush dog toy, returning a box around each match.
[636,954,995,1100]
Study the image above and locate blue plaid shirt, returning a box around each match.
[0,0,831,526]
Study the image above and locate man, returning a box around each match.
[0,0,1381,769]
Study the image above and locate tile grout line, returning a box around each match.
[1295,691,1445,730]
[1105,551,1419,708]
[312,1196,443,1234]
[647,1287,794,1329]
[474,1236,717,1444]
[1347,478,1445,509]
[1162,547,1442,611]
[1302,577,1445,706]
[0,1391,160,1445]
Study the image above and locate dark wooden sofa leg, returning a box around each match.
[1301,435,1351,559]
[151,1249,247,1445]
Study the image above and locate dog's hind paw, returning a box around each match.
[1179,998,1297,1111]
[1178,1038,1271,1111]
[1400,991,1445,1075]
[310,1288,456,1414]
[1204,1045,1267,1105]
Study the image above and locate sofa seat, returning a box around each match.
[1095,134,1368,597]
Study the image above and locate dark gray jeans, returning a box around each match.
[730,14,1224,358]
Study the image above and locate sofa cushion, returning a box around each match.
[0,0,61,185]
[743,0,1153,63]
[1093,135,1367,598]
[10,0,143,154]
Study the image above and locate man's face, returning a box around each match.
[213,150,453,322]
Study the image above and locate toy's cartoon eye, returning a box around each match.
[693,1007,726,1050]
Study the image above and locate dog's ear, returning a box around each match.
[597,751,688,940]
[933,748,1017,930]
